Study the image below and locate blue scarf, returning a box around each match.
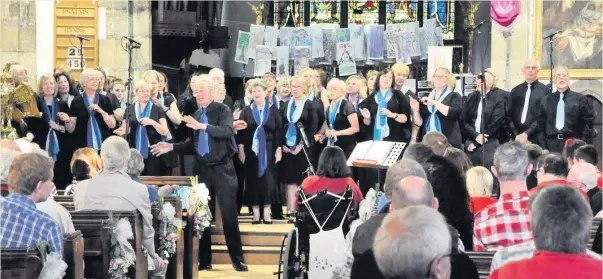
[425,87,449,133]
[41,98,60,160]
[135,101,153,159]
[373,89,392,141]
[348,94,361,112]
[157,92,165,106]
[252,102,270,177]
[286,96,307,147]
[272,94,280,109]
[197,108,209,156]
[83,93,103,151]
[328,99,342,146]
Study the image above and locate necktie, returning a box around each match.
[520,83,531,124]
[197,108,209,156]
[555,93,565,130]
[475,96,483,134]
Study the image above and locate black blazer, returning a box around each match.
[420,91,463,148]
[507,80,547,145]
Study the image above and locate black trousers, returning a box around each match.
[197,160,245,265]
[233,155,245,214]
[467,139,500,170]
[546,138,565,154]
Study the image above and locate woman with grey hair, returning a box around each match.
[127,148,158,203]
[236,79,283,224]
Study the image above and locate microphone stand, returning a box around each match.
[75,36,85,72]
[302,145,315,176]
[546,35,554,93]
[124,39,139,143]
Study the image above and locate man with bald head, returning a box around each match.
[569,162,601,215]
[507,58,547,146]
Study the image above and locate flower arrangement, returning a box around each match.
[36,240,67,279]
[189,176,212,239]
[157,200,180,260]
[108,216,136,279]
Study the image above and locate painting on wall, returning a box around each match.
[235,31,250,64]
[534,0,603,79]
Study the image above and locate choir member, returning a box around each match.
[538,66,595,153]
[150,74,246,271]
[6,64,30,136]
[281,75,318,218]
[54,72,80,188]
[392,63,423,144]
[301,68,327,164]
[94,67,120,109]
[360,68,411,143]
[65,68,116,151]
[275,77,292,111]
[262,72,279,109]
[55,72,79,108]
[345,75,367,112]
[233,79,253,214]
[236,79,283,224]
[114,81,170,175]
[320,78,360,158]
[460,70,506,169]
[109,79,128,122]
[365,70,379,95]
[507,58,548,146]
[209,68,234,111]
[420,67,463,149]
[157,71,177,100]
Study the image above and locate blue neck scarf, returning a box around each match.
[41,97,60,160]
[252,102,270,177]
[328,99,342,146]
[157,92,165,106]
[286,96,306,147]
[135,101,153,159]
[197,107,209,157]
[425,87,449,133]
[373,89,392,141]
[348,94,361,112]
[83,93,103,151]
[272,94,280,109]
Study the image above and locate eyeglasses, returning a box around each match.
[425,253,452,278]
[523,66,539,70]
[555,73,569,78]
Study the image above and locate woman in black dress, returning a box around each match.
[236,79,283,224]
[420,67,463,148]
[281,75,318,217]
[65,68,116,151]
[54,72,80,188]
[319,78,359,158]
[114,81,170,175]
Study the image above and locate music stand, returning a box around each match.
[347,140,407,191]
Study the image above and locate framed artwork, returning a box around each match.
[533,0,603,79]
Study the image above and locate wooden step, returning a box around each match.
[211,245,282,265]
[211,223,293,247]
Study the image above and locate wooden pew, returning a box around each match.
[141,176,198,279]
[466,251,496,279]
[589,218,602,250]
[63,231,85,279]
[0,248,44,278]
[71,211,148,279]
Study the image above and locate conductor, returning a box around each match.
[150,75,247,271]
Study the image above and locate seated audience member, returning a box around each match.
[73,136,166,275]
[300,146,363,208]
[373,206,453,279]
[490,186,603,279]
[525,144,545,190]
[532,153,587,199]
[490,185,602,272]
[466,166,497,213]
[402,143,435,163]
[444,147,473,176]
[378,159,429,214]
[422,155,474,250]
[64,147,103,195]
[0,153,63,253]
[573,144,602,190]
[0,149,20,197]
[36,193,76,235]
[127,148,159,204]
[422,131,450,156]
[474,142,532,251]
[352,177,478,279]
[569,163,602,215]
[563,138,586,168]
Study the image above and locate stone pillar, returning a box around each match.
[0,0,38,86]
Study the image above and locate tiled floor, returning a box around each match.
[198,265,279,279]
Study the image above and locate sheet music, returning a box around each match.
[347,140,394,166]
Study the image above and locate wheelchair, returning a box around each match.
[275,185,357,279]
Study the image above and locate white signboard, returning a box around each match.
[67,46,82,58]
[67,58,86,69]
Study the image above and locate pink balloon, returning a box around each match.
[490,0,521,27]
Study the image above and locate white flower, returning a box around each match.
[195,183,210,205]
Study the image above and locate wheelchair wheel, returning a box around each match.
[276,228,305,279]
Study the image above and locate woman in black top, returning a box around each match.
[236,79,283,224]
[360,69,411,143]
[281,76,318,217]
[420,67,463,148]
[319,78,359,158]
[54,72,80,188]
[65,69,116,151]
[114,81,169,176]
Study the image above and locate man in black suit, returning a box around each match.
[507,58,548,147]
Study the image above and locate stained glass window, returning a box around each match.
[423,0,455,40]
[348,1,379,25]
[274,0,305,27]
[310,0,340,25]
[386,0,419,24]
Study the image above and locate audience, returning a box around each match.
[73,136,166,276]
[402,143,435,163]
[64,147,103,195]
[422,131,450,156]
[0,153,63,253]
[563,138,586,168]
[0,149,20,197]
[568,163,602,215]
[525,143,545,190]
[531,153,588,199]
[422,155,474,250]
[572,144,602,190]
[444,146,473,176]
[490,186,602,279]
[474,142,532,251]
[127,149,159,204]
[466,166,497,214]
[63,159,91,196]
[373,206,452,279]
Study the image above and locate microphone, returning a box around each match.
[296,122,311,148]
[543,31,561,40]
[123,36,142,46]
[471,20,487,31]
[72,34,90,42]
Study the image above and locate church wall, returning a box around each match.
[1,0,38,86]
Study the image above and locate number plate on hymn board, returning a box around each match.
[66,59,86,69]
[67,46,82,58]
